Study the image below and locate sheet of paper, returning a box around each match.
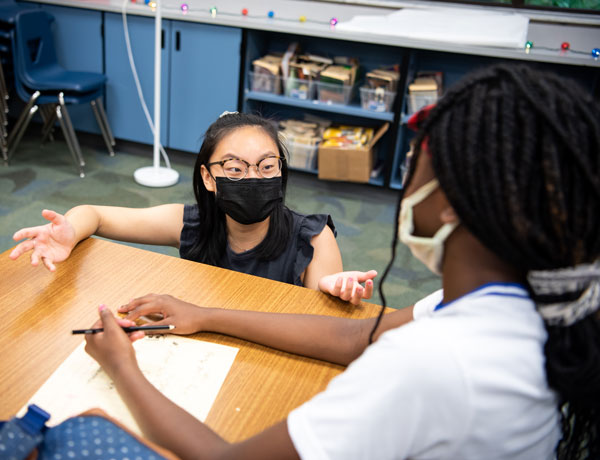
[337,8,529,49]
[19,335,238,435]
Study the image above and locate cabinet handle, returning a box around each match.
[161,29,165,49]
[175,31,180,51]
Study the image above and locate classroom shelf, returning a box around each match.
[288,164,385,187]
[244,90,395,122]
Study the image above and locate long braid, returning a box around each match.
[409,63,600,459]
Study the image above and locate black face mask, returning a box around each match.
[215,176,283,225]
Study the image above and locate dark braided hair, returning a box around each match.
[396,63,600,459]
[187,112,292,266]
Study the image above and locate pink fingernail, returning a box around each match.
[98,304,106,311]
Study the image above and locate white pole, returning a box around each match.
[152,0,161,171]
[133,0,179,187]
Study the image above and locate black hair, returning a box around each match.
[377,63,600,458]
[185,112,293,266]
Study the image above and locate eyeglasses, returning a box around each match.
[207,156,283,181]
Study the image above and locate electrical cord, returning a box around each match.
[121,0,172,170]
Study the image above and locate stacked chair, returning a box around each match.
[0,1,34,163]
[3,7,115,177]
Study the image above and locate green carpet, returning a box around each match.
[0,131,440,309]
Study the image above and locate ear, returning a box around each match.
[440,205,459,224]
[201,165,215,192]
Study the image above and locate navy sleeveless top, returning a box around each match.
[179,205,336,286]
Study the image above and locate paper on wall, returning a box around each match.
[336,7,529,49]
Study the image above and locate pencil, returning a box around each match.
[72,325,175,335]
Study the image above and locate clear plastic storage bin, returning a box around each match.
[248,71,281,95]
[283,77,316,100]
[359,87,396,112]
[316,81,354,105]
[407,92,438,115]
[286,140,319,170]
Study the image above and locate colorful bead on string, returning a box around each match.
[267,11,274,18]
[329,17,338,26]
[209,6,217,17]
[592,48,600,59]
[561,42,570,51]
[299,15,306,23]
[525,41,533,53]
[242,8,248,16]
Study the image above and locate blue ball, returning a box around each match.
[592,48,600,58]
[267,10,274,18]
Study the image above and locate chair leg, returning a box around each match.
[90,97,115,156]
[7,105,38,163]
[0,62,8,104]
[8,91,40,150]
[56,104,85,178]
[40,104,57,143]
[1,136,8,164]
[56,101,84,177]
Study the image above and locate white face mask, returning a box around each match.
[399,178,459,276]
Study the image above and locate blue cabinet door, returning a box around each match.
[104,12,169,145]
[168,21,241,153]
[40,5,103,134]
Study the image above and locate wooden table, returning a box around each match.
[0,238,384,442]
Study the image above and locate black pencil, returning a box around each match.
[72,325,175,335]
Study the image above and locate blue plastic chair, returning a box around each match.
[8,9,115,177]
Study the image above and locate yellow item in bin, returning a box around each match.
[323,126,373,148]
[322,137,357,148]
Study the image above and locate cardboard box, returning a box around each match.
[318,123,389,183]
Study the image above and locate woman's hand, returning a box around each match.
[84,305,145,379]
[9,209,77,271]
[318,270,378,305]
[118,294,205,335]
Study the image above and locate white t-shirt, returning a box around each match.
[287,283,560,460]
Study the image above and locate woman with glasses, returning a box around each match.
[10,112,375,304]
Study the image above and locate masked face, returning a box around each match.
[399,178,459,275]
[215,176,282,225]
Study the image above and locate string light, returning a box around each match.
[163,3,598,59]
[523,41,599,59]
[168,4,334,26]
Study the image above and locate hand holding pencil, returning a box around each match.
[84,305,149,378]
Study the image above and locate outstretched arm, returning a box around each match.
[301,225,378,305]
[318,270,378,305]
[85,307,300,460]
[10,205,184,271]
[119,294,414,366]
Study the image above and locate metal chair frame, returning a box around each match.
[7,10,115,177]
